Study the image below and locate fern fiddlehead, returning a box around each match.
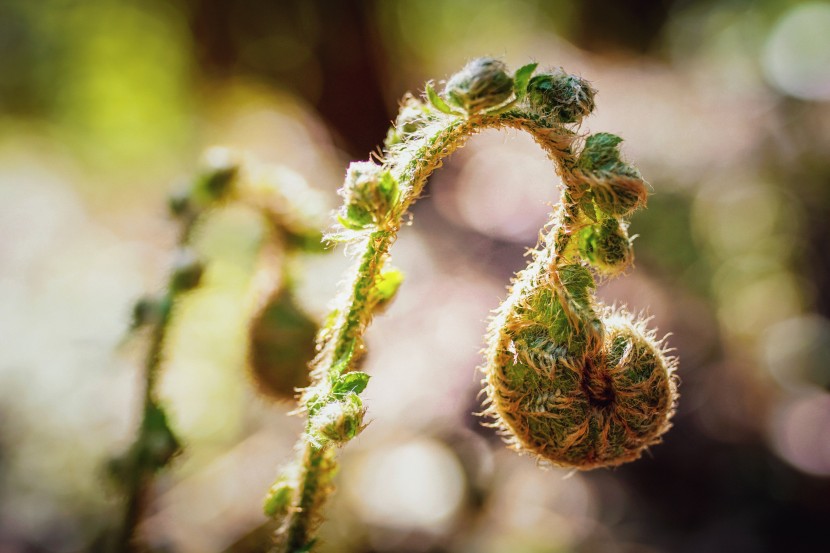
[110,150,325,552]
[269,58,677,552]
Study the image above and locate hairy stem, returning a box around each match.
[278,111,581,552]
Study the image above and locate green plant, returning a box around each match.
[267,58,678,552]
[108,149,326,552]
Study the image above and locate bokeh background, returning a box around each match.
[2,0,830,552]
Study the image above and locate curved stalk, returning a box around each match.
[270,58,676,552]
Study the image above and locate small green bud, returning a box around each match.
[513,62,538,100]
[130,296,166,329]
[196,147,238,199]
[385,95,430,148]
[443,57,514,113]
[140,402,182,472]
[309,392,366,446]
[526,70,595,123]
[107,402,181,488]
[426,82,456,115]
[168,188,191,217]
[338,161,399,229]
[106,454,131,486]
[331,371,370,397]
[578,133,646,217]
[578,219,633,275]
[396,97,428,136]
[170,248,204,292]
[169,149,238,218]
[579,133,638,176]
[373,267,404,311]
[264,475,295,518]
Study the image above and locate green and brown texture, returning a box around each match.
[268,58,677,552]
[485,128,676,469]
[108,149,326,552]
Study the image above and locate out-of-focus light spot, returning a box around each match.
[389,0,540,71]
[596,272,671,327]
[345,439,466,531]
[762,2,830,100]
[362,261,497,427]
[433,132,559,242]
[143,430,299,552]
[203,81,342,198]
[485,459,597,549]
[587,60,773,177]
[0,160,87,274]
[685,10,767,94]
[161,209,268,441]
[716,269,802,338]
[769,392,830,476]
[693,359,766,443]
[503,469,593,529]
[762,315,830,392]
[0,154,152,541]
[54,2,191,168]
[692,178,781,258]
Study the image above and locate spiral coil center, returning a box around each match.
[581,356,616,408]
